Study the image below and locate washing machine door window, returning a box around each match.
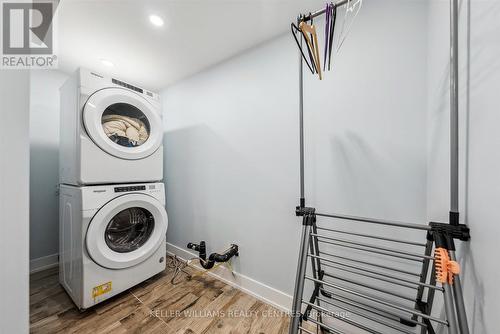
[86,193,168,269]
[83,88,162,160]
[105,207,155,253]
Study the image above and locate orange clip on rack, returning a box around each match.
[435,247,460,284]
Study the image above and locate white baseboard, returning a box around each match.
[166,242,293,312]
[30,253,59,273]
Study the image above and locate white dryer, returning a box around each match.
[59,68,163,185]
[59,183,168,309]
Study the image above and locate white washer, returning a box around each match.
[59,183,168,309]
[59,68,163,185]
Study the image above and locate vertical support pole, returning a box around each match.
[449,1,470,331]
[449,0,460,226]
[434,234,462,334]
[289,215,313,334]
[298,16,305,209]
[449,249,470,334]
[443,283,458,334]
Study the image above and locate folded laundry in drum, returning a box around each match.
[102,114,149,146]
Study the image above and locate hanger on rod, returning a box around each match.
[299,16,322,80]
[323,3,332,71]
[291,20,316,75]
[336,0,362,53]
[291,0,357,80]
[323,3,337,71]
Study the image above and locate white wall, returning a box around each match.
[463,1,500,332]
[427,1,499,333]
[29,70,69,270]
[0,70,30,333]
[162,0,429,309]
[460,0,499,332]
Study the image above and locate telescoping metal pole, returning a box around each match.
[449,0,470,332]
[449,248,469,334]
[298,15,305,209]
[289,20,308,334]
[297,0,353,208]
[449,0,460,227]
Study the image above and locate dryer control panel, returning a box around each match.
[80,68,160,103]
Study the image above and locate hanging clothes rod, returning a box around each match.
[300,0,352,22]
[317,239,425,263]
[316,226,426,247]
[316,250,422,277]
[318,294,427,327]
[322,273,418,302]
[303,300,387,334]
[316,296,424,333]
[316,225,428,247]
[311,233,434,260]
[315,258,443,291]
[316,212,431,231]
[306,276,448,325]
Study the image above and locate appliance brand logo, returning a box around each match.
[1,0,58,69]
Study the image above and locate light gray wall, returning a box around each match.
[460,0,499,332]
[0,71,30,333]
[464,0,500,324]
[29,70,69,262]
[427,1,499,333]
[162,0,429,297]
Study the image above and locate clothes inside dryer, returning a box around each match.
[105,207,155,253]
[101,103,150,147]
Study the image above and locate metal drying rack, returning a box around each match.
[289,1,471,333]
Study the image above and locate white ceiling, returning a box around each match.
[56,0,326,91]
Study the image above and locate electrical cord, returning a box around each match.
[166,255,191,285]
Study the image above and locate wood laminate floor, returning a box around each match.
[30,259,305,334]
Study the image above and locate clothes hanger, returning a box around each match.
[323,3,331,71]
[327,3,337,70]
[299,16,322,80]
[323,3,337,71]
[291,21,316,74]
[300,14,319,75]
[336,0,362,53]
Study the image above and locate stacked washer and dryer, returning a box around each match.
[58,68,168,309]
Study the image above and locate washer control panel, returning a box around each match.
[114,185,146,193]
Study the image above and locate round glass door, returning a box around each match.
[101,103,151,148]
[86,193,168,269]
[83,88,163,160]
[105,207,155,253]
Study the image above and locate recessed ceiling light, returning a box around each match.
[100,59,114,67]
[149,15,164,27]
